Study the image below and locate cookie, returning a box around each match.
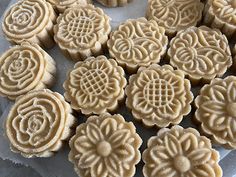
[2,0,56,48]
[108,18,168,73]
[126,64,193,128]
[143,125,222,177]
[95,0,132,7]
[54,4,111,60]
[69,113,142,177]
[5,89,76,158]
[0,42,56,100]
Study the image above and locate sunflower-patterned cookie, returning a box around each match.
[95,0,132,7]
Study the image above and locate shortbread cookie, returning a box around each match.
[5,89,76,158]
[96,0,132,7]
[2,0,56,48]
[108,18,168,73]
[143,125,222,177]
[146,0,204,36]
[54,5,111,60]
[0,42,56,100]
[126,64,193,128]
[204,0,236,38]
[69,113,142,177]
[168,26,232,84]
[195,76,236,149]
[64,56,127,114]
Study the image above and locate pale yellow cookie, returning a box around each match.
[0,42,56,100]
[2,0,57,48]
[5,89,76,158]
[69,113,142,177]
[95,0,132,7]
[143,125,222,177]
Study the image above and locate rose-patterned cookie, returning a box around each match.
[2,0,56,48]
[5,89,76,158]
[64,56,127,115]
[126,64,193,128]
[54,4,111,60]
[108,18,168,73]
[143,125,222,177]
[0,42,56,100]
[168,26,232,84]
[95,0,132,7]
[69,113,142,177]
[146,0,204,36]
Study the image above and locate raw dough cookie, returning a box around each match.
[54,4,111,60]
[195,76,236,149]
[63,56,127,114]
[168,26,232,84]
[0,42,56,100]
[143,125,222,177]
[5,89,76,158]
[2,0,56,48]
[146,0,204,36]
[95,0,132,7]
[108,18,168,73]
[126,64,193,128]
[69,113,142,177]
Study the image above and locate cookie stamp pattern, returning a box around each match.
[126,64,193,128]
[5,89,76,158]
[96,0,132,7]
[0,42,56,100]
[64,56,127,114]
[146,0,204,36]
[168,26,232,83]
[2,0,56,48]
[143,125,222,177]
[108,18,168,72]
[69,113,142,177]
[54,4,111,60]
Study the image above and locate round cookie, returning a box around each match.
[95,0,132,7]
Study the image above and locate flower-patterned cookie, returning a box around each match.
[168,26,232,84]
[0,42,56,100]
[2,0,56,48]
[95,0,132,7]
[5,89,76,158]
[69,113,142,177]
[195,76,236,149]
[54,4,111,60]
[143,125,222,177]
[64,56,127,115]
[146,0,204,36]
[126,64,193,128]
[108,18,168,73]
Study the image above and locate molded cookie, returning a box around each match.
[5,89,76,158]
[126,64,193,128]
[69,113,142,177]
[95,0,132,7]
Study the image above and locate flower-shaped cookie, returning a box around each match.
[64,56,127,114]
[69,113,142,177]
[168,26,232,84]
[6,89,76,158]
[195,76,236,149]
[143,125,222,177]
[2,0,56,48]
[54,4,111,60]
[204,0,236,37]
[95,0,132,7]
[108,18,168,73]
[0,42,56,100]
[126,64,193,128]
[146,0,204,36]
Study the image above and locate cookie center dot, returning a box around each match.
[227,103,236,117]
[174,156,191,173]
[97,141,112,157]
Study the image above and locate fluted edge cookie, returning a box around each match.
[96,0,132,7]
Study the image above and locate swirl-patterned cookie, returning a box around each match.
[195,76,236,149]
[69,113,142,177]
[143,125,222,177]
[2,0,56,48]
[146,0,204,36]
[6,89,76,158]
[95,0,132,7]
[0,42,56,100]
[108,18,168,73]
[168,26,232,84]
[54,4,111,61]
[64,56,127,114]
[126,64,193,128]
